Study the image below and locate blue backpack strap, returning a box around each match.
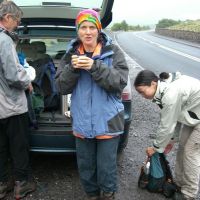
[35,62,47,86]
[46,61,58,94]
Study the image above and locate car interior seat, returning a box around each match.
[31,41,51,61]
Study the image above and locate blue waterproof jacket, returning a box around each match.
[56,32,128,138]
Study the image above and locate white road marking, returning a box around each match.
[134,33,200,63]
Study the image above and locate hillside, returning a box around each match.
[168,20,200,32]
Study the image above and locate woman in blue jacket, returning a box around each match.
[56,9,128,200]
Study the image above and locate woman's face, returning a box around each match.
[77,21,98,50]
[135,81,157,99]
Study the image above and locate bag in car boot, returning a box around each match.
[32,58,60,111]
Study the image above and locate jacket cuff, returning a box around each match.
[153,143,165,153]
[89,60,99,73]
[68,64,79,73]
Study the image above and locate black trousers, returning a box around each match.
[0,112,31,182]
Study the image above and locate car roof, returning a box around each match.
[12,0,114,28]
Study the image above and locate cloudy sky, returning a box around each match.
[10,0,200,26]
[112,0,200,26]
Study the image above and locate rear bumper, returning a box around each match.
[30,101,132,153]
[30,119,132,153]
[30,126,75,153]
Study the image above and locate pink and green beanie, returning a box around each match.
[75,9,102,31]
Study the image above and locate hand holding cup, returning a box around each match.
[71,55,79,68]
[71,55,94,70]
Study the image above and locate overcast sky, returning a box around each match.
[111,0,200,26]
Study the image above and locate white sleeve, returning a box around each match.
[24,59,36,81]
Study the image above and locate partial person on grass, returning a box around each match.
[0,1,36,199]
[134,69,200,200]
[55,9,128,200]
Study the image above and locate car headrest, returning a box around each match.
[31,41,46,54]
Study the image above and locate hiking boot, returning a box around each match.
[173,192,195,200]
[101,192,115,200]
[0,181,14,199]
[14,180,36,199]
[86,190,101,200]
[86,196,100,200]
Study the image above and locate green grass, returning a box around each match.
[168,20,200,32]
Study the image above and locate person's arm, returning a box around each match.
[55,53,80,94]
[1,38,31,90]
[89,44,129,94]
[153,89,182,153]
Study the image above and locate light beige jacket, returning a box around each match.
[153,74,200,152]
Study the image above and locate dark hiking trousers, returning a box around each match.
[0,112,31,182]
[76,136,120,197]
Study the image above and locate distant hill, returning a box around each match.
[168,19,200,32]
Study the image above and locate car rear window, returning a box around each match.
[13,0,103,8]
[17,38,70,61]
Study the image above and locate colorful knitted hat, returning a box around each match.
[75,9,102,31]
